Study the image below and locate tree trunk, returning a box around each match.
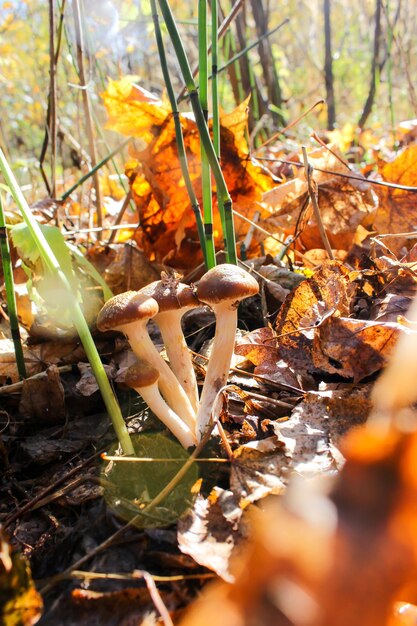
[358,0,382,129]
[249,0,285,127]
[324,0,336,130]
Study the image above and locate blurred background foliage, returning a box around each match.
[0,0,415,196]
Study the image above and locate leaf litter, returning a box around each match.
[2,81,417,625]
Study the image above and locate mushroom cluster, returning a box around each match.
[96,264,259,448]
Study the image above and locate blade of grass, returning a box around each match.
[61,139,130,201]
[150,0,211,269]
[158,0,237,264]
[0,149,134,455]
[211,0,227,250]
[199,0,216,268]
[0,194,27,379]
[215,18,290,76]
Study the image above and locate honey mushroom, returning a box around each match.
[96,291,196,430]
[195,264,259,441]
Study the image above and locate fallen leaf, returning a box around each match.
[178,487,243,582]
[19,364,65,423]
[0,532,43,626]
[231,437,287,505]
[275,261,351,376]
[102,78,276,267]
[374,145,417,243]
[312,317,401,380]
[262,147,376,254]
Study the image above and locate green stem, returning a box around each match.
[211,0,227,252]
[199,0,216,269]
[151,0,210,269]
[158,0,237,265]
[0,150,134,455]
[0,194,27,379]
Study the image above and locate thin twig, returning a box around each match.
[61,139,130,201]
[301,146,334,260]
[256,155,417,193]
[40,0,66,196]
[107,191,133,244]
[71,0,103,238]
[141,570,174,626]
[39,425,216,595]
[69,569,215,582]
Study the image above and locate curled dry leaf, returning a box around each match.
[262,147,376,255]
[234,327,302,389]
[275,261,351,375]
[178,487,243,582]
[312,317,401,381]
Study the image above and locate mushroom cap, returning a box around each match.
[197,263,259,306]
[124,360,159,388]
[139,280,199,313]
[97,291,159,332]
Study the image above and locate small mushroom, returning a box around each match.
[97,291,196,430]
[139,280,200,414]
[124,360,196,448]
[195,264,259,440]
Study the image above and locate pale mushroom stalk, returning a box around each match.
[138,280,201,418]
[123,326,196,432]
[195,264,259,441]
[125,361,196,448]
[156,311,199,414]
[195,305,237,439]
[136,386,196,449]
[96,291,196,431]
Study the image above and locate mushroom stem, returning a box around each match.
[137,385,196,448]
[156,311,200,414]
[195,305,237,440]
[126,325,196,431]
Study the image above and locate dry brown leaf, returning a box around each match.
[178,487,243,582]
[275,261,351,375]
[374,145,417,239]
[312,317,401,380]
[231,437,287,505]
[102,78,276,267]
[262,147,376,254]
[19,364,65,424]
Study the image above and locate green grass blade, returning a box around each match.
[158,0,237,264]
[0,149,134,455]
[0,194,27,379]
[199,0,216,268]
[150,0,212,269]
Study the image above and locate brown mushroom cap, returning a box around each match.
[197,264,259,305]
[97,292,159,332]
[139,281,199,313]
[124,360,160,388]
